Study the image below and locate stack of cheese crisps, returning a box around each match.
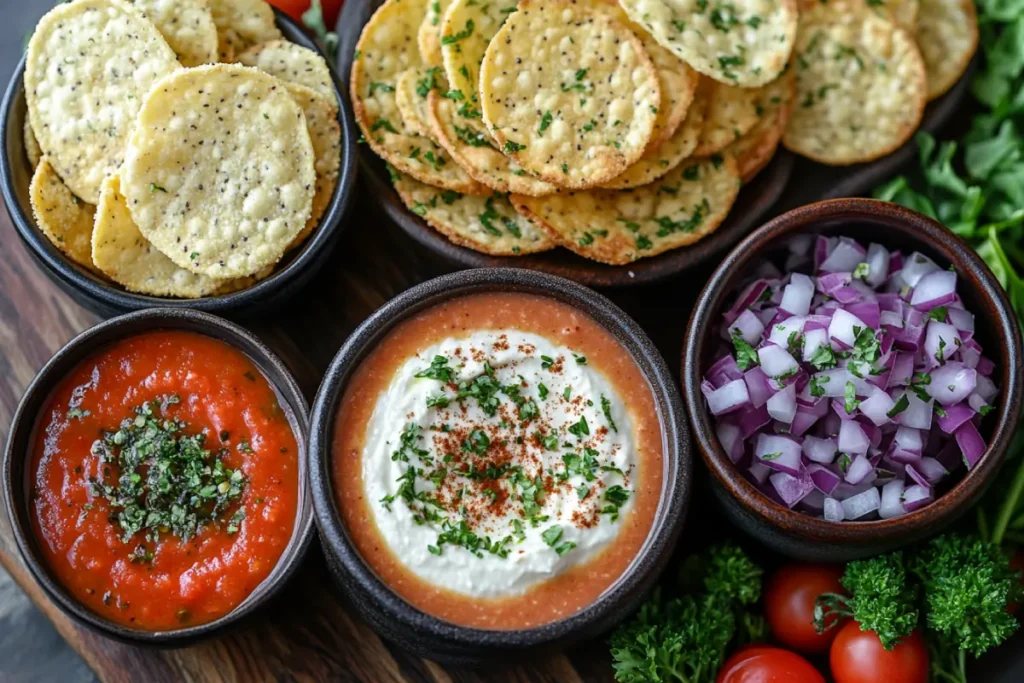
[353,0,977,265]
[24,0,341,297]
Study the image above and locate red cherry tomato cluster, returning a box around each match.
[717,564,929,683]
[269,0,344,26]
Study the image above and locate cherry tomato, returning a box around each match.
[830,622,929,683]
[764,563,846,653]
[716,646,825,683]
[270,0,344,27]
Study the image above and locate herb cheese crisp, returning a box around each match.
[395,68,441,139]
[512,154,741,264]
[618,0,798,87]
[479,0,661,189]
[24,0,181,204]
[694,79,764,157]
[92,175,225,298]
[207,0,281,61]
[782,1,927,165]
[29,158,98,273]
[725,68,795,182]
[916,0,979,100]
[352,0,485,194]
[418,0,453,67]
[427,90,559,196]
[238,39,337,103]
[599,81,709,190]
[131,0,218,67]
[392,173,554,255]
[121,64,316,279]
[439,0,520,143]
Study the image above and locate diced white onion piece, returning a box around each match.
[829,308,868,347]
[924,321,962,365]
[758,344,799,378]
[824,496,846,522]
[925,363,977,406]
[767,384,798,424]
[768,316,807,347]
[802,435,838,464]
[901,252,941,287]
[781,274,815,316]
[802,328,829,362]
[858,390,895,426]
[864,243,890,287]
[879,480,906,519]
[838,421,870,455]
[841,487,881,519]
[729,309,764,345]
[899,391,934,430]
[820,237,866,272]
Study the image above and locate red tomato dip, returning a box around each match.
[29,330,299,630]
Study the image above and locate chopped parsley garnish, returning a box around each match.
[87,398,246,551]
[844,381,861,414]
[538,110,553,135]
[730,329,760,371]
[441,19,474,45]
[601,395,618,432]
[415,355,456,382]
[809,344,838,371]
[887,393,910,418]
[503,140,526,153]
[567,416,590,439]
[369,81,395,95]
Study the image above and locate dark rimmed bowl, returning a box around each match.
[0,9,357,319]
[309,268,691,663]
[682,198,1024,561]
[2,308,316,646]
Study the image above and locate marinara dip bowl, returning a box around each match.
[683,198,1023,562]
[3,309,314,646]
[309,268,690,663]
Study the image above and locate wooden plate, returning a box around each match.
[338,0,975,287]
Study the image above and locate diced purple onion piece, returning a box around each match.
[770,471,815,508]
[802,435,838,464]
[936,402,976,434]
[915,457,948,484]
[898,391,933,430]
[924,321,962,367]
[707,353,744,388]
[901,252,941,287]
[758,344,799,378]
[739,404,772,438]
[954,421,986,469]
[911,270,958,311]
[858,390,895,426]
[729,309,764,345]
[829,308,867,347]
[887,353,915,388]
[977,356,995,377]
[839,421,870,455]
[844,454,874,484]
[716,421,745,464]
[744,366,776,409]
[947,307,975,333]
[926,363,977,406]
[781,274,815,317]
[703,378,751,415]
[864,243,890,287]
[748,460,771,485]
[767,384,797,424]
[974,374,998,402]
[902,484,935,512]
[847,301,881,330]
[768,316,807,347]
[755,434,803,474]
[820,237,866,273]
[723,280,769,325]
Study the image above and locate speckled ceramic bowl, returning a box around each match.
[0,9,357,318]
[3,309,315,646]
[682,199,1024,561]
[309,268,690,663]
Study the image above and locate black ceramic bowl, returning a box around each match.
[309,268,690,663]
[3,309,315,646]
[0,9,357,319]
[682,199,1024,561]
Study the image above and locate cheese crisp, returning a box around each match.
[619,0,797,87]
[29,158,97,272]
[238,40,337,103]
[122,65,316,278]
[783,2,926,165]
[427,91,557,196]
[207,0,281,61]
[132,0,218,67]
[694,80,763,157]
[726,70,795,182]
[512,155,741,264]
[917,0,978,99]
[600,83,709,190]
[25,0,181,204]
[479,0,661,189]
[392,174,554,255]
[92,175,225,298]
[418,0,452,66]
[352,0,484,194]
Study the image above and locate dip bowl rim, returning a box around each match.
[2,308,316,646]
[0,8,357,317]
[308,267,691,654]
[681,198,1023,555]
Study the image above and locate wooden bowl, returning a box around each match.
[2,309,315,646]
[308,268,691,663]
[337,0,977,288]
[681,199,1024,561]
[0,9,357,318]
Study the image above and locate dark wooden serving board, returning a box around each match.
[1,3,1021,683]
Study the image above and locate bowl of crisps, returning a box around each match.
[340,0,799,287]
[1,0,356,317]
[340,0,980,287]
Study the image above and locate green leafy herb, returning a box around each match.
[441,19,475,45]
[730,329,759,370]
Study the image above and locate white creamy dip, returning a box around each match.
[361,329,638,598]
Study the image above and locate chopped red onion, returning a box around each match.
[703,235,998,522]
